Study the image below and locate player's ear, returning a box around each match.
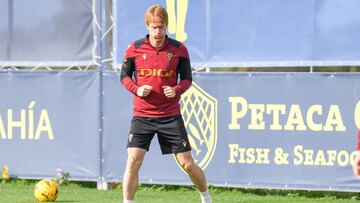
[146,24,151,31]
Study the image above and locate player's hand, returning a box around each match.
[137,85,152,97]
[162,86,176,98]
[353,151,360,178]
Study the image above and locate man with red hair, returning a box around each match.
[120,4,212,203]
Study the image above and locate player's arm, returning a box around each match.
[353,130,360,178]
[120,57,139,95]
[120,45,153,97]
[163,57,192,98]
[175,56,192,93]
[173,46,192,95]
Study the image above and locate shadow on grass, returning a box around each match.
[208,186,360,201]
[127,183,360,200]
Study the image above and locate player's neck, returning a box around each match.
[149,38,165,48]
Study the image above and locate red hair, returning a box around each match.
[144,4,168,26]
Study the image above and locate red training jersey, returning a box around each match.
[120,35,192,117]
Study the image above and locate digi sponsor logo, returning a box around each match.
[138,68,174,77]
[176,83,218,170]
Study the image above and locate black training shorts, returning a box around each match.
[127,115,192,154]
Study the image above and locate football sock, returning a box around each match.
[199,189,212,203]
[123,200,134,203]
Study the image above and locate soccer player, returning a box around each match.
[120,4,213,203]
[353,130,360,178]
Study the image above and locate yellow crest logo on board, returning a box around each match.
[176,82,218,170]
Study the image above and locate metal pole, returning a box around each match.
[97,0,111,190]
[6,0,13,61]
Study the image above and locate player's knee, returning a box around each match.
[127,156,143,171]
[181,161,197,174]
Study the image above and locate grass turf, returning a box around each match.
[1,180,360,203]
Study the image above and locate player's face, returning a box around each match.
[147,17,167,46]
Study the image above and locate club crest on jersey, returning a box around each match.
[167,52,173,61]
[142,54,147,60]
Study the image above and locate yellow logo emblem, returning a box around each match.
[176,82,218,170]
[166,0,188,42]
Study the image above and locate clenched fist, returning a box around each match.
[137,85,152,97]
[353,151,360,178]
[162,86,176,98]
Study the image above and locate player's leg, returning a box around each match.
[175,151,212,203]
[157,115,212,202]
[123,117,156,202]
[175,151,207,191]
[123,148,146,202]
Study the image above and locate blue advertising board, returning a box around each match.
[114,0,360,67]
[0,71,100,180]
[1,71,360,191]
[102,72,360,191]
[0,0,97,66]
